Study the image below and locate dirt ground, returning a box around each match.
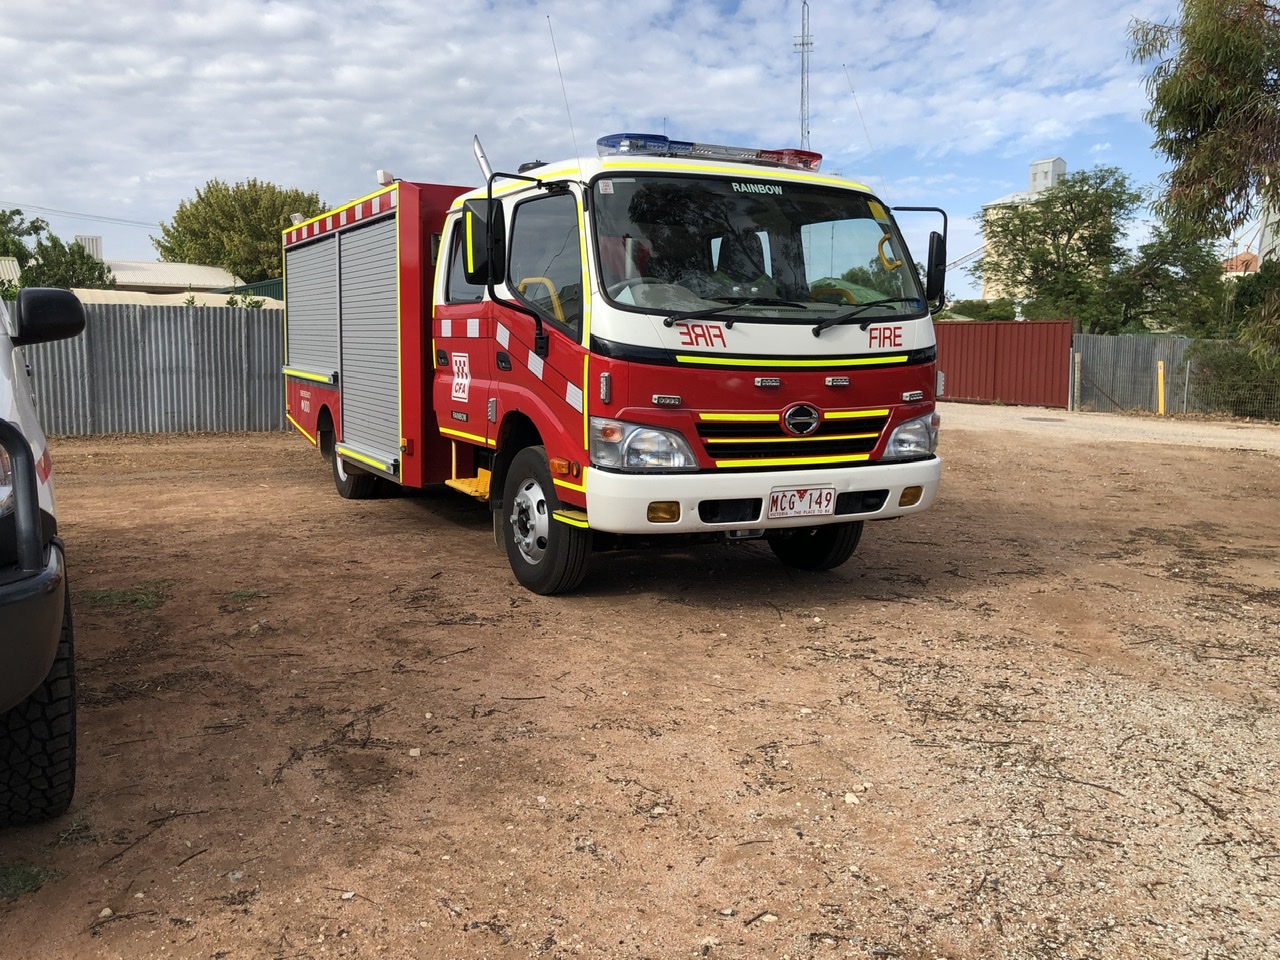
[2,403,1279,960]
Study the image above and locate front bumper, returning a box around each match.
[0,418,65,713]
[582,456,941,535]
[0,540,65,714]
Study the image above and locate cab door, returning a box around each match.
[434,221,496,451]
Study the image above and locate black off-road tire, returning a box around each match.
[332,449,378,500]
[0,585,77,826]
[501,446,591,595]
[767,521,864,571]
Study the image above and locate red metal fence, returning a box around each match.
[934,320,1073,408]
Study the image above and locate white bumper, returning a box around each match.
[583,458,941,534]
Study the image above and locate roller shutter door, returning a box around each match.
[338,217,401,471]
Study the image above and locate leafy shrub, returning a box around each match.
[1185,340,1280,421]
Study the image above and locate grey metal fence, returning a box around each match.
[1072,334,1280,421]
[23,304,285,435]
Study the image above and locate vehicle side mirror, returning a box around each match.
[461,199,506,286]
[924,231,946,306]
[11,287,86,347]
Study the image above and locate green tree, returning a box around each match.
[19,235,116,291]
[0,209,49,268]
[154,178,325,284]
[971,167,1144,334]
[1131,1,1280,362]
[944,297,1016,321]
[1130,1,1280,238]
[1113,225,1228,336]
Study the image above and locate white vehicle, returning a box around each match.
[1,287,84,825]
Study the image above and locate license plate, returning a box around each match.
[767,486,836,519]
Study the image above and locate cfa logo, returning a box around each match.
[451,353,471,401]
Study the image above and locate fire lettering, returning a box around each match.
[677,323,728,349]
[868,326,903,348]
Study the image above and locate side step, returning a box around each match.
[445,468,491,501]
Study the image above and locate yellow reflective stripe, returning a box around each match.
[704,432,878,445]
[715,453,871,468]
[336,447,391,472]
[676,355,909,368]
[577,199,592,346]
[465,210,475,274]
[553,510,590,528]
[448,166,584,210]
[282,367,334,383]
[699,412,777,422]
[290,184,397,232]
[287,414,317,446]
[439,426,496,447]
[581,354,591,451]
[553,477,587,494]
[598,156,871,191]
[825,408,891,420]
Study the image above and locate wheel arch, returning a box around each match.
[489,412,542,510]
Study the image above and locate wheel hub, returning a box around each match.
[509,476,550,565]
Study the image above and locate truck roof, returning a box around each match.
[447,154,876,211]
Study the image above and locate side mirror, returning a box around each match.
[924,231,946,306]
[461,199,506,286]
[12,287,86,347]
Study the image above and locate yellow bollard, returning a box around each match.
[1157,360,1166,415]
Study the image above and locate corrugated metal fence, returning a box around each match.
[24,304,285,435]
[1071,334,1195,414]
[935,320,1074,407]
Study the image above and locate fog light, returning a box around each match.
[647,501,681,523]
[898,486,923,507]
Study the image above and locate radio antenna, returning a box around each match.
[547,16,580,158]
[843,64,889,200]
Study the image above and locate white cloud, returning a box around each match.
[0,0,1181,288]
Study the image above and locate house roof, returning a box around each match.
[1222,251,1258,275]
[104,259,237,290]
[71,287,282,308]
[0,256,19,283]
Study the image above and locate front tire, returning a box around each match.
[767,521,863,571]
[501,446,591,595]
[0,584,77,826]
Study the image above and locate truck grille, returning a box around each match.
[696,411,889,471]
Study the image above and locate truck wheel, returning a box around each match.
[502,446,591,594]
[767,521,863,571]
[332,450,378,499]
[0,585,76,826]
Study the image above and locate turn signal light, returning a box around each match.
[898,486,923,507]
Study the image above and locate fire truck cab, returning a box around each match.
[283,133,946,594]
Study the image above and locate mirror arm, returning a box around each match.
[482,171,550,358]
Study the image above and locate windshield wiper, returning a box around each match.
[811,298,925,337]
[661,297,808,328]
[660,299,763,327]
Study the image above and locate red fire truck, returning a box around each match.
[282,133,946,594]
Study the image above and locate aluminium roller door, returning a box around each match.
[338,217,401,471]
[284,236,339,378]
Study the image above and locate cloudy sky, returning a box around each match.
[0,0,1184,297]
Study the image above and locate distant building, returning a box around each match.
[1260,205,1280,263]
[979,158,1067,300]
[72,234,237,295]
[1222,251,1259,279]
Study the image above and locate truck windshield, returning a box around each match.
[592,175,926,322]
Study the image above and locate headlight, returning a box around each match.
[0,446,13,516]
[883,412,940,460]
[589,417,699,472]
